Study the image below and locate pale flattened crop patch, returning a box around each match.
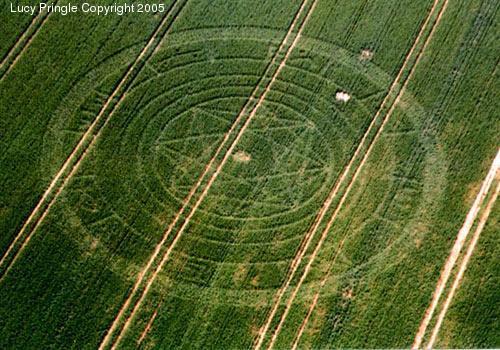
[359,48,374,61]
[233,150,251,163]
[335,91,351,102]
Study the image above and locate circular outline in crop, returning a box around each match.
[46,26,445,299]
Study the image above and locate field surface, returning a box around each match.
[0,0,498,349]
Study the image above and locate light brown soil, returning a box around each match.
[137,308,159,345]
[251,275,260,287]
[342,288,354,300]
[427,179,499,348]
[359,49,374,61]
[233,265,248,284]
[0,3,52,80]
[233,151,251,162]
[413,150,500,349]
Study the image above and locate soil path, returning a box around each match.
[290,232,347,350]
[427,177,499,348]
[255,0,449,348]
[137,307,159,346]
[98,1,317,348]
[0,0,56,81]
[413,149,500,349]
[0,0,185,281]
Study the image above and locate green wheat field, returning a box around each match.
[0,0,498,348]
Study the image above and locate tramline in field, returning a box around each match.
[0,0,498,348]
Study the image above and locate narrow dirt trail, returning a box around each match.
[0,0,185,281]
[290,233,348,350]
[101,1,318,348]
[291,290,318,350]
[0,0,56,81]
[137,306,160,346]
[427,175,500,348]
[413,149,500,349]
[255,0,448,348]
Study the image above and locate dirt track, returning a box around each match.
[0,0,57,81]
[255,0,449,348]
[427,178,499,348]
[413,149,500,349]
[290,232,348,350]
[98,0,317,348]
[0,1,185,281]
[137,307,159,345]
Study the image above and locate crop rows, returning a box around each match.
[0,0,498,348]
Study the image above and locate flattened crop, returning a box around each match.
[0,0,498,349]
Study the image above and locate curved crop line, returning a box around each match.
[172,129,329,259]
[0,0,186,281]
[0,0,57,81]
[96,0,318,348]
[184,210,317,243]
[130,55,264,93]
[254,0,449,348]
[160,25,393,89]
[413,149,500,349]
[129,71,259,120]
[136,95,254,206]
